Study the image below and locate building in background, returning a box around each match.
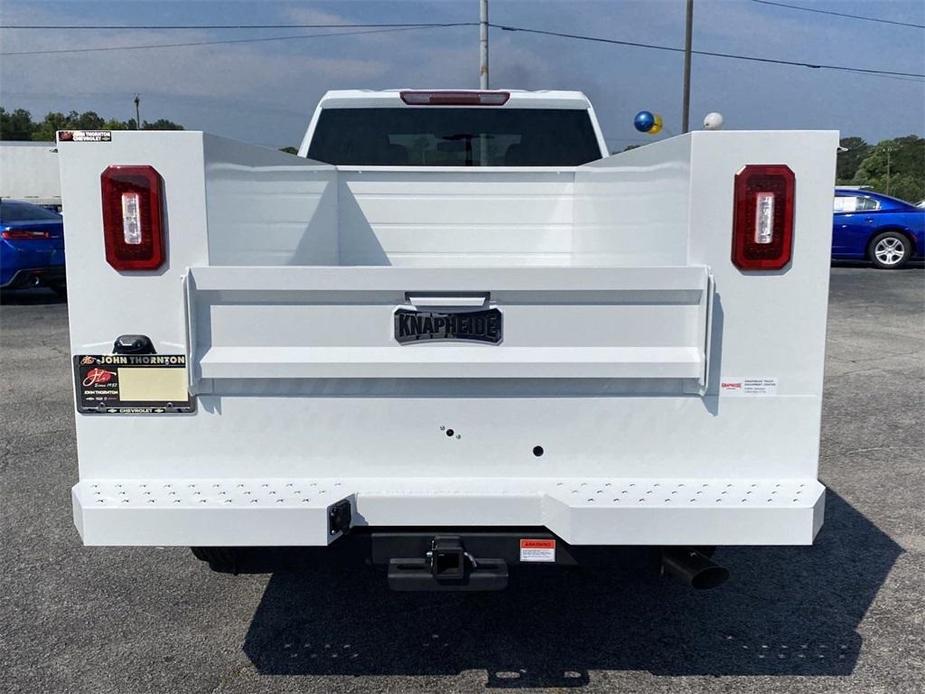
[0,141,61,210]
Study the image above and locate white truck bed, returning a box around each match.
[59,125,837,550]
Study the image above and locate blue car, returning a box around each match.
[833,189,924,269]
[0,200,66,293]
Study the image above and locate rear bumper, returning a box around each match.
[0,265,65,289]
[72,476,825,547]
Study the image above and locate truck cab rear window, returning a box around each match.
[307,108,602,167]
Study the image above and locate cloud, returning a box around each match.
[282,6,353,26]
[0,1,570,143]
[1,0,921,146]
[0,21,389,102]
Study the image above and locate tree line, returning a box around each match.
[837,136,924,204]
[0,107,183,141]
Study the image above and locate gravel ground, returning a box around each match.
[1,265,923,694]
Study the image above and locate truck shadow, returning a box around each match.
[830,260,924,270]
[241,489,899,687]
[0,287,66,305]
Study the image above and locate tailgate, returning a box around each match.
[185,266,713,386]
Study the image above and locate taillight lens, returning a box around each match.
[731,164,795,271]
[100,165,164,271]
[400,90,510,106]
[1,229,50,240]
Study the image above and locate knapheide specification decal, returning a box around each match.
[720,377,778,396]
[520,538,556,562]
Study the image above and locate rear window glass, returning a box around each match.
[307,108,602,166]
[833,196,880,213]
[0,201,62,222]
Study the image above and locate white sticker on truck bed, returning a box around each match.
[520,538,556,562]
[720,377,778,396]
[58,130,111,143]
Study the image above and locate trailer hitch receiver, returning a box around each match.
[387,535,508,591]
[429,536,470,579]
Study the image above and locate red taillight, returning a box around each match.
[400,90,510,106]
[100,165,164,271]
[731,164,795,271]
[1,229,50,240]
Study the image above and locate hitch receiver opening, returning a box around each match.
[387,535,508,591]
[430,536,466,579]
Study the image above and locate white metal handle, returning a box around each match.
[406,294,488,307]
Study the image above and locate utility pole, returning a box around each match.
[133,94,141,130]
[480,0,489,89]
[681,0,693,133]
[479,0,489,165]
[885,147,892,195]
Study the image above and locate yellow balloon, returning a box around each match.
[648,113,664,135]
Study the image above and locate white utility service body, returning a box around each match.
[61,90,836,576]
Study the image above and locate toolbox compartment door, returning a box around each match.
[185,265,713,386]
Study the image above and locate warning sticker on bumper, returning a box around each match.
[720,377,778,396]
[74,354,194,414]
[520,538,556,562]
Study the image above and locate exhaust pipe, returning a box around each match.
[661,548,729,589]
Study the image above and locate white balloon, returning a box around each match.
[703,112,725,130]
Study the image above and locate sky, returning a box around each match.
[1,0,923,150]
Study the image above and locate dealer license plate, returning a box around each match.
[73,354,194,414]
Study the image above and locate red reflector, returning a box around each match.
[732,164,795,271]
[400,90,510,106]
[1,229,50,240]
[100,165,164,271]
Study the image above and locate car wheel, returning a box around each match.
[869,231,911,269]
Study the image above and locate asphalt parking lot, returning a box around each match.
[1,265,923,694]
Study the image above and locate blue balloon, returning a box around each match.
[634,111,655,132]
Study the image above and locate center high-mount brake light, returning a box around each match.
[100,165,164,271]
[731,164,795,271]
[400,90,510,106]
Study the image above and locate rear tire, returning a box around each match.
[191,547,242,574]
[869,231,911,269]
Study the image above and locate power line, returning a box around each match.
[0,21,478,30]
[0,24,473,57]
[4,6,923,32]
[749,0,925,30]
[2,18,922,82]
[493,23,925,79]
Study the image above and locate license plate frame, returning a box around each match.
[73,354,195,414]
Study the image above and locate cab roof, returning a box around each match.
[317,89,593,110]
